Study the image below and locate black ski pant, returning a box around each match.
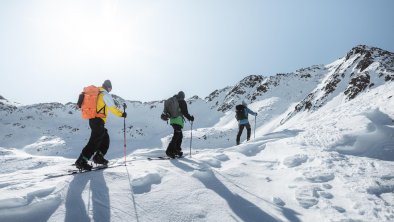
[81,118,109,159]
[166,124,183,154]
[236,123,251,145]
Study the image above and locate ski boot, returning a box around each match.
[75,156,93,171]
[175,151,183,158]
[165,150,176,159]
[93,152,109,165]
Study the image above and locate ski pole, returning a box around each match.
[254,115,256,139]
[190,121,193,157]
[123,103,127,166]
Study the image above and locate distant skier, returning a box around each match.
[75,80,127,171]
[235,101,257,145]
[161,91,194,158]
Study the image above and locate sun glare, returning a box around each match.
[57,1,133,62]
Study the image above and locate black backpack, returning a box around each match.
[161,96,181,121]
[235,105,247,120]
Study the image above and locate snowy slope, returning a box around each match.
[0,97,224,159]
[0,45,393,222]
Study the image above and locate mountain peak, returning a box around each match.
[343,45,394,74]
[346,45,393,61]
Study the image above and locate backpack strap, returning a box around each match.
[96,91,106,116]
[97,105,106,115]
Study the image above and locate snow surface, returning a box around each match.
[1,49,394,221]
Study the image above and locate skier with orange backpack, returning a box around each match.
[75,80,127,171]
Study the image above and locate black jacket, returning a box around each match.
[178,99,193,121]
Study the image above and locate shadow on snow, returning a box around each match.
[65,171,110,222]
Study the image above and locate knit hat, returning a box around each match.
[102,80,112,90]
[177,91,185,100]
[242,100,247,106]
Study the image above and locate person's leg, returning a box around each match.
[97,128,109,155]
[236,124,245,145]
[76,118,105,169]
[80,118,105,160]
[166,124,182,157]
[93,127,110,165]
[246,123,251,141]
[174,125,183,155]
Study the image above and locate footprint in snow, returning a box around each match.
[332,206,346,213]
[132,173,162,194]
[303,171,335,183]
[295,185,322,209]
[272,197,285,206]
[295,184,335,209]
[366,183,394,196]
[283,154,308,168]
[213,153,230,162]
[318,191,334,199]
[199,158,222,168]
[236,144,266,157]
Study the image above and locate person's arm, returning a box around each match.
[246,107,257,116]
[179,100,194,121]
[103,93,124,117]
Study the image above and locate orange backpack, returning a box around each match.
[78,85,106,119]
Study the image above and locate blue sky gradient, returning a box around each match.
[1,0,393,104]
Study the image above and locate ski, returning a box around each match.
[147,156,185,161]
[45,163,123,178]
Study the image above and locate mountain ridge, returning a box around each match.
[1,44,393,156]
[2,45,392,115]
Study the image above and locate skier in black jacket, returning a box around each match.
[166,91,194,158]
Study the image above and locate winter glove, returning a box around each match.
[122,112,127,118]
[189,115,194,122]
[161,113,170,121]
[255,113,258,116]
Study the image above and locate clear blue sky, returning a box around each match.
[1,0,393,105]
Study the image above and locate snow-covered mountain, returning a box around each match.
[206,45,393,118]
[284,45,394,122]
[1,45,392,156]
[1,45,393,222]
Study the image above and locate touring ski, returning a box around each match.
[45,163,123,178]
[147,156,184,161]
